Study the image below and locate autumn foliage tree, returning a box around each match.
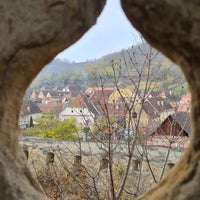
[23,117,79,140]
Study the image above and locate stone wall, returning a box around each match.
[0,1,105,199]
[0,0,199,199]
[121,1,200,199]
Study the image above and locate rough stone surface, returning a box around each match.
[0,1,105,199]
[0,0,199,199]
[121,0,200,199]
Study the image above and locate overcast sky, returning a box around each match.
[56,0,140,62]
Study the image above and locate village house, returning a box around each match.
[19,100,42,128]
[60,86,126,131]
[82,87,125,123]
[30,89,40,100]
[158,90,181,106]
[144,111,191,149]
[37,90,49,100]
[84,87,113,103]
[61,84,83,104]
[37,90,67,104]
[145,90,161,98]
[59,107,95,127]
[30,84,71,104]
[177,93,191,112]
[59,93,99,126]
[62,84,82,97]
[132,96,174,130]
[108,83,132,103]
[37,103,63,115]
[45,91,67,103]
[155,111,191,137]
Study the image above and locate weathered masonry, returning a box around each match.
[0,1,199,199]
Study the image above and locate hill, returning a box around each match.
[41,59,92,74]
[30,42,188,94]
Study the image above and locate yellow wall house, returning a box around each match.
[127,97,175,133]
[109,88,133,103]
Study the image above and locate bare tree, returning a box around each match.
[26,42,188,200]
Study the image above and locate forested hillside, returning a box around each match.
[30,42,188,94]
[41,59,91,74]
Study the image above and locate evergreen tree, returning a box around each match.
[30,116,34,127]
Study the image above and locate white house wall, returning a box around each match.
[19,113,42,126]
[59,107,95,126]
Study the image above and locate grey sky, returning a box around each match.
[56,0,140,62]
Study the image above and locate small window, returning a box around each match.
[132,112,137,118]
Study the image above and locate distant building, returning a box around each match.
[62,84,82,98]
[177,93,191,112]
[19,100,42,128]
[158,90,181,104]
[59,107,94,127]
[30,89,40,100]
[37,90,67,104]
[60,88,126,128]
[155,112,191,137]
[133,97,175,128]
[61,93,100,126]
[37,103,63,115]
[85,87,114,106]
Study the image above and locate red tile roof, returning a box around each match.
[143,97,173,119]
[20,100,41,116]
[177,93,191,112]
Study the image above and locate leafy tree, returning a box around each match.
[47,117,78,140]
[83,126,90,133]
[22,117,79,140]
